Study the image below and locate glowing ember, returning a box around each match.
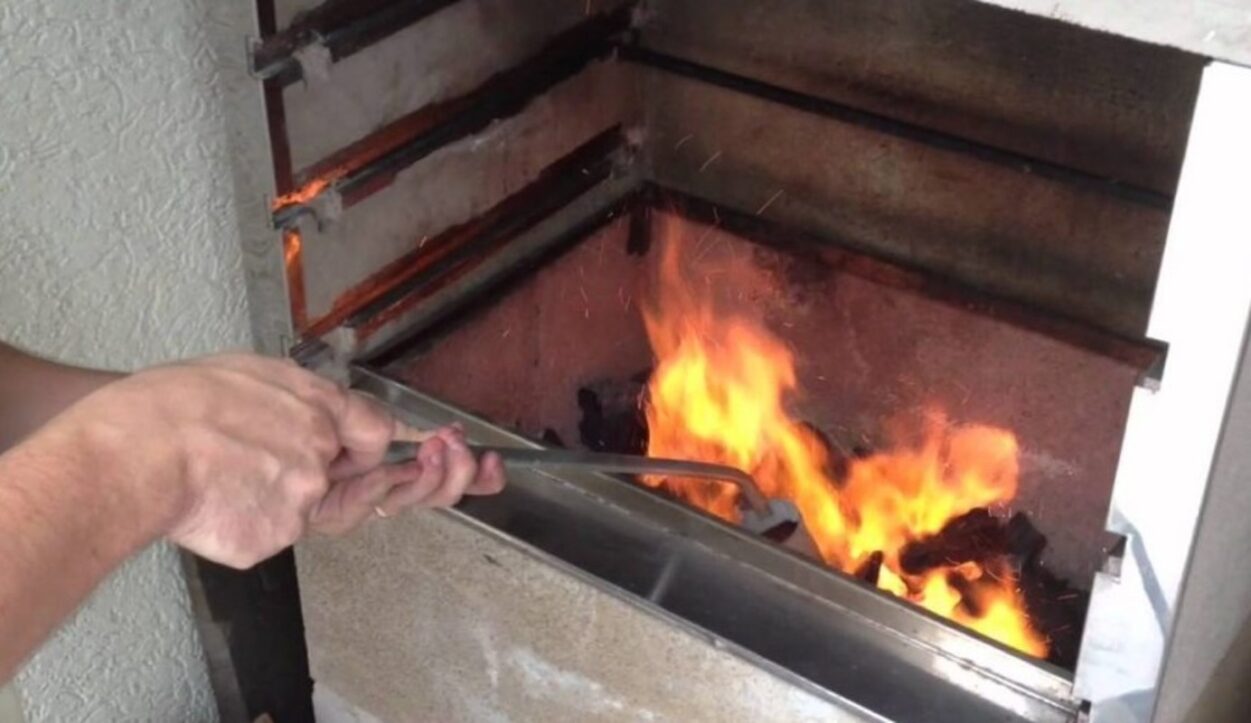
[639,218,1048,658]
[271,174,340,211]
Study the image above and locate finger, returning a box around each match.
[330,412,440,481]
[310,460,423,535]
[464,452,506,496]
[426,434,477,508]
[323,391,398,477]
[376,438,448,515]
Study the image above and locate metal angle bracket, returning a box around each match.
[291,33,334,84]
[308,185,344,231]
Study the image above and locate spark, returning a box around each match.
[693,226,717,255]
[756,189,785,215]
[674,134,694,150]
[698,150,723,173]
[695,237,726,264]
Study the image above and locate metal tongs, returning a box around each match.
[384,441,799,535]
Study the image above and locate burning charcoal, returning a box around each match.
[1020,567,1088,669]
[577,377,648,454]
[898,508,1010,575]
[898,507,1091,669]
[946,566,985,619]
[796,419,844,473]
[796,420,836,458]
[1005,511,1047,567]
[853,551,885,586]
[1015,542,1090,669]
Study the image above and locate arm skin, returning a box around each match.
[0,344,121,451]
[0,345,505,683]
[0,410,157,683]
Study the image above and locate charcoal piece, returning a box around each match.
[796,419,844,475]
[577,376,648,454]
[1001,512,1086,666]
[853,550,885,586]
[797,420,836,458]
[898,508,1011,574]
[826,441,873,483]
[1006,511,1047,567]
[946,567,985,619]
[1021,565,1088,669]
[540,428,565,448]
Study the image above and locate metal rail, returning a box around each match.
[620,44,1174,212]
[648,185,1168,379]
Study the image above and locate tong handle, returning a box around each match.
[383,440,770,515]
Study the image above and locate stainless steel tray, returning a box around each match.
[355,365,1079,723]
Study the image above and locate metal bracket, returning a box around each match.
[1099,534,1127,582]
[308,186,344,231]
[291,33,333,85]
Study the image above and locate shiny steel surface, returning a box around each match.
[355,366,1079,723]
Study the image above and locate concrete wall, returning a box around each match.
[0,0,269,719]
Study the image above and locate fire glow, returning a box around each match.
[639,220,1048,658]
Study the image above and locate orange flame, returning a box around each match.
[640,220,1047,658]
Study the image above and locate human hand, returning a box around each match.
[50,353,504,568]
[308,423,505,536]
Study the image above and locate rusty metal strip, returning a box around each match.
[251,0,464,85]
[271,2,637,229]
[282,228,309,332]
[296,126,626,343]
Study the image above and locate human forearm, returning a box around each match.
[0,343,121,451]
[0,353,504,683]
[0,416,167,682]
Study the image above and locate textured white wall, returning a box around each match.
[0,0,268,720]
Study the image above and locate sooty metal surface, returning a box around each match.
[354,366,1080,723]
